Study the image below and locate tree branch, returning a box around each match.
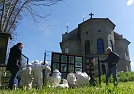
[4,0,19,33]
[0,0,6,32]
[7,1,28,33]
[2,0,14,32]
[29,1,59,6]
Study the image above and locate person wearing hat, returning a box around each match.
[6,42,24,89]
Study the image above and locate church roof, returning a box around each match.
[114,32,123,39]
[62,28,79,42]
[79,18,116,29]
[61,17,131,45]
[62,18,117,42]
[114,32,130,44]
[115,38,131,44]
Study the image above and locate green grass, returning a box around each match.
[1,82,134,94]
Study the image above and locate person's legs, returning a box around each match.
[111,67,118,86]
[103,69,106,75]
[106,68,112,85]
[104,70,106,75]
[9,68,19,89]
[102,69,105,75]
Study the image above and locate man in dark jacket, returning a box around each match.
[100,47,120,86]
[6,43,23,89]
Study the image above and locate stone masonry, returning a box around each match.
[60,17,131,73]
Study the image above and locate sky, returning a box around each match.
[10,0,134,71]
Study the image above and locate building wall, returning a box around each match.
[60,18,131,72]
[117,60,131,72]
[114,39,131,72]
[115,39,125,59]
[79,19,113,55]
[79,19,116,72]
[60,40,81,55]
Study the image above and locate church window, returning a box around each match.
[65,47,69,53]
[110,40,113,51]
[85,40,90,55]
[97,39,104,53]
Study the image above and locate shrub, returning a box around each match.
[117,72,134,82]
[101,75,113,83]
[101,72,134,83]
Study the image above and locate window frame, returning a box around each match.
[97,39,104,53]
[85,40,90,55]
[110,40,113,51]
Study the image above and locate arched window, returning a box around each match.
[97,39,104,53]
[110,40,113,51]
[85,40,90,55]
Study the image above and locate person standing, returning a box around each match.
[100,47,120,86]
[101,63,106,75]
[6,43,24,89]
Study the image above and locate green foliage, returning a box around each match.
[1,82,134,94]
[101,75,113,83]
[101,72,134,83]
[1,72,134,94]
[101,75,106,83]
[117,72,134,82]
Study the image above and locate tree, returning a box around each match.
[0,0,62,38]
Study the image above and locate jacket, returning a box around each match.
[6,45,21,71]
[100,52,120,69]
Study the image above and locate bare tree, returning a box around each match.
[0,0,63,38]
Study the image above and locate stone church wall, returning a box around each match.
[60,40,81,55]
[60,18,131,73]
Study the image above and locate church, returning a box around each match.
[60,13,131,73]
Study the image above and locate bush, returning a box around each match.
[118,74,129,82]
[118,72,134,82]
[101,72,134,83]
[101,75,106,83]
[101,75,113,83]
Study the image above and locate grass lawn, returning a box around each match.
[1,82,134,94]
